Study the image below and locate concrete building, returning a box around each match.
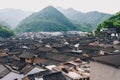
[90,54,120,80]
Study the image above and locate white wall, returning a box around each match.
[1,72,24,80]
[0,67,45,80]
[90,61,120,80]
[25,67,45,76]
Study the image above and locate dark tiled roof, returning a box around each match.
[79,45,102,50]
[91,54,120,68]
[0,64,10,79]
[19,52,35,59]
[27,70,51,80]
[28,70,51,78]
[44,59,61,65]
[20,64,34,75]
[7,59,27,71]
[43,72,66,80]
[8,52,21,55]
[46,53,77,62]
[38,47,53,52]
[0,56,12,64]
[54,45,72,52]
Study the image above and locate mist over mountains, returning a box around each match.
[0,6,112,32]
[0,20,11,27]
[0,8,32,28]
[16,6,78,32]
[57,7,112,31]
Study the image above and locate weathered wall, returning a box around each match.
[90,61,120,80]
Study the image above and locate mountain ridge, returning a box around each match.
[16,6,78,32]
[0,7,112,32]
[57,7,112,32]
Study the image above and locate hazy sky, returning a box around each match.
[0,0,119,14]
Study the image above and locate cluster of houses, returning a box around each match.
[17,31,88,39]
[0,32,120,80]
[99,27,120,39]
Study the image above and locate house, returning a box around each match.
[40,52,78,66]
[116,28,120,39]
[43,72,66,80]
[0,64,10,79]
[100,28,116,34]
[0,50,7,57]
[38,46,53,51]
[0,56,12,64]
[22,70,57,80]
[0,58,34,75]
[1,72,24,80]
[90,54,120,80]
[99,44,115,55]
[19,52,36,63]
[51,45,72,53]
[53,59,90,80]
[4,59,33,74]
[23,71,66,80]
[100,28,120,39]
[25,67,45,76]
[1,61,45,80]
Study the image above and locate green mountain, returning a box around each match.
[57,7,112,32]
[95,11,120,35]
[0,8,32,28]
[16,6,78,33]
[0,25,15,38]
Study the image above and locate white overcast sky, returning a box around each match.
[0,0,119,14]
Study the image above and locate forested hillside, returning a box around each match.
[95,11,120,35]
[58,7,112,32]
[0,25,15,38]
[16,6,78,32]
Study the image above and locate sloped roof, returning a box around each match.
[28,70,51,78]
[19,52,35,59]
[91,54,120,68]
[43,72,66,80]
[44,59,61,65]
[27,70,51,80]
[46,53,77,62]
[0,64,10,78]
[20,64,34,75]
[0,56,12,64]
[38,47,53,52]
[7,59,27,71]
